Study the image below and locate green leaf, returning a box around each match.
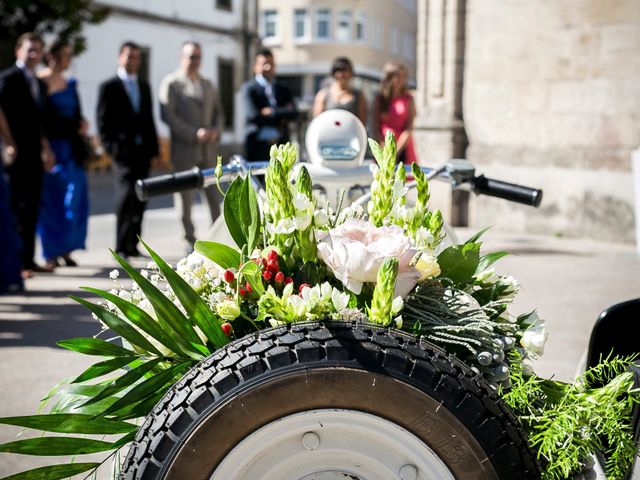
[112,251,204,359]
[194,240,241,269]
[57,338,135,357]
[0,437,115,455]
[238,260,264,296]
[437,242,481,285]
[224,176,249,249]
[112,430,137,449]
[0,414,136,435]
[80,358,164,408]
[73,356,137,384]
[0,462,100,480]
[465,226,492,244]
[70,296,163,356]
[101,363,189,417]
[114,389,167,421]
[240,175,261,252]
[141,239,227,348]
[81,287,187,358]
[477,251,512,273]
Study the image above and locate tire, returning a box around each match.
[120,322,539,480]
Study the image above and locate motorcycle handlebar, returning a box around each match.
[135,167,202,201]
[472,175,543,208]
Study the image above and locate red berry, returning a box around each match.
[284,276,293,285]
[263,270,273,281]
[245,282,252,293]
[275,271,285,283]
[267,250,279,262]
[266,259,279,273]
[239,288,246,296]
[299,283,311,293]
[221,322,232,336]
[261,258,268,266]
[223,269,234,283]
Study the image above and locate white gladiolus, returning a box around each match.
[476,268,499,284]
[314,209,330,227]
[274,218,297,234]
[294,213,312,231]
[391,296,404,315]
[331,289,350,311]
[393,179,408,198]
[521,323,548,356]
[293,193,313,212]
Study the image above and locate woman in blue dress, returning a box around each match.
[37,39,89,269]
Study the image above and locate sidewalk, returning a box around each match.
[1,200,639,477]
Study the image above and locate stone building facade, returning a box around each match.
[414,0,640,243]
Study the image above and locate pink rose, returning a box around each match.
[317,219,420,296]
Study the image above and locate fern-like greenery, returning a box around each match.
[503,352,640,480]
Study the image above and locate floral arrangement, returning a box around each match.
[0,134,638,480]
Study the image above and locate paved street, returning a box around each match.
[1,170,639,478]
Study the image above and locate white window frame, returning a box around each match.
[336,10,352,42]
[261,9,280,45]
[293,8,310,42]
[355,11,366,42]
[315,8,332,41]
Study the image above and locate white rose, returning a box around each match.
[317,219,420,296]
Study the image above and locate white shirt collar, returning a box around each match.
[117,67,137,83]
[15,60,34,76]
[255,74,273,88]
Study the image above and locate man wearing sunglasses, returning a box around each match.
[159,41,225,251]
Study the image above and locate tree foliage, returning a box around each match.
[0,0,110,67]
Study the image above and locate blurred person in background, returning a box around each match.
[0,106,24,293]
[37,38,89,270]
[0,32,55,278]
[97,41,159,258]
[373,60,417,165]
[159,41,224,251]
[241,49,298,162]
[312,57,367,124]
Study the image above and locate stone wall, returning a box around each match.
[463,0,640,242]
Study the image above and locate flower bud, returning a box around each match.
[275,271,285,283]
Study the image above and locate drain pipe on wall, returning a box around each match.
[633,148,640,254]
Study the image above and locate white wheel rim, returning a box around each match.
[211,409,456,480]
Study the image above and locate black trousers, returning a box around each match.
[113,150,150,254]
[7,162,43,270]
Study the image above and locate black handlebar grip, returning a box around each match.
[135,167,203,201]
[473,175,543,207]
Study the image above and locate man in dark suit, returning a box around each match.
[241,49,298,161]
[97,41,159,257]
[0,32,55,277]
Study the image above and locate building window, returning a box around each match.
[316,8,331,40]
[355,12,366,41]
[390,26,400,55]
[336,10,352,42]
[216,0,232,11]
[262,10,278,40]
[218,59,234,129]
[294,9,309,40]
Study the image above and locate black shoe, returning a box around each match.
[29,262,55,273]
[61,254,78,267]
[125,248,144,258]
